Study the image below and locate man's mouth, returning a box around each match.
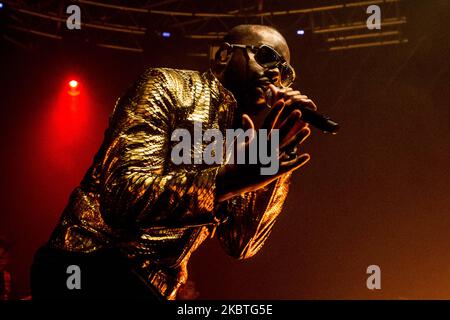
[253,81,273,106]
[254,79,273,98]
[256,78,272,89]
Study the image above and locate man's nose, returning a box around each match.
[265,67,281,85]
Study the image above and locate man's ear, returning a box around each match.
[215,43,232,62]
[214,42,232,67]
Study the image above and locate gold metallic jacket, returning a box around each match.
[48,67,291,300]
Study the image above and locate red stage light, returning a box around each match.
[68,79,80,96]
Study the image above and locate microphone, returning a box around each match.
[265,89,340,134]
[296,105,340,134]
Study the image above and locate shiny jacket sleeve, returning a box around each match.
[216,173,292,260]
[98,68,220,228]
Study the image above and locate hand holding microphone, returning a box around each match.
[265,84,340,134]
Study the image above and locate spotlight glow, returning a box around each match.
[69,80,78,88]
[162,32,171,38]
[67,79,80,96]
[297,29,305,35]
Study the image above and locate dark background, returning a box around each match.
[0,0,449,299]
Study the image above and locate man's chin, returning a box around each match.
[238,87,269,113]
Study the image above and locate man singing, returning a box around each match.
[31,24,318,300]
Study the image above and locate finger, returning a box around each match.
[274,103,307,130]
[275,109,302,142]
[268,84,279,106]
[279,122,306,149]
[262,99,285,130]
[308,99,318,111]
[279,148,297,162]
[272,103,295,129]
[279,153,311,170]
[242,114,255,131]
[281,90,301,99]
[268,84,287,103]
[251,153,310,190]
[285,97,318,111]
[280,127,311,151]
[241,114,256,146]
[273,97,307,128]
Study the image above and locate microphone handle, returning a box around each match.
[295,104,340,135]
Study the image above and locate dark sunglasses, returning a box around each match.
[227,43,296,87]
